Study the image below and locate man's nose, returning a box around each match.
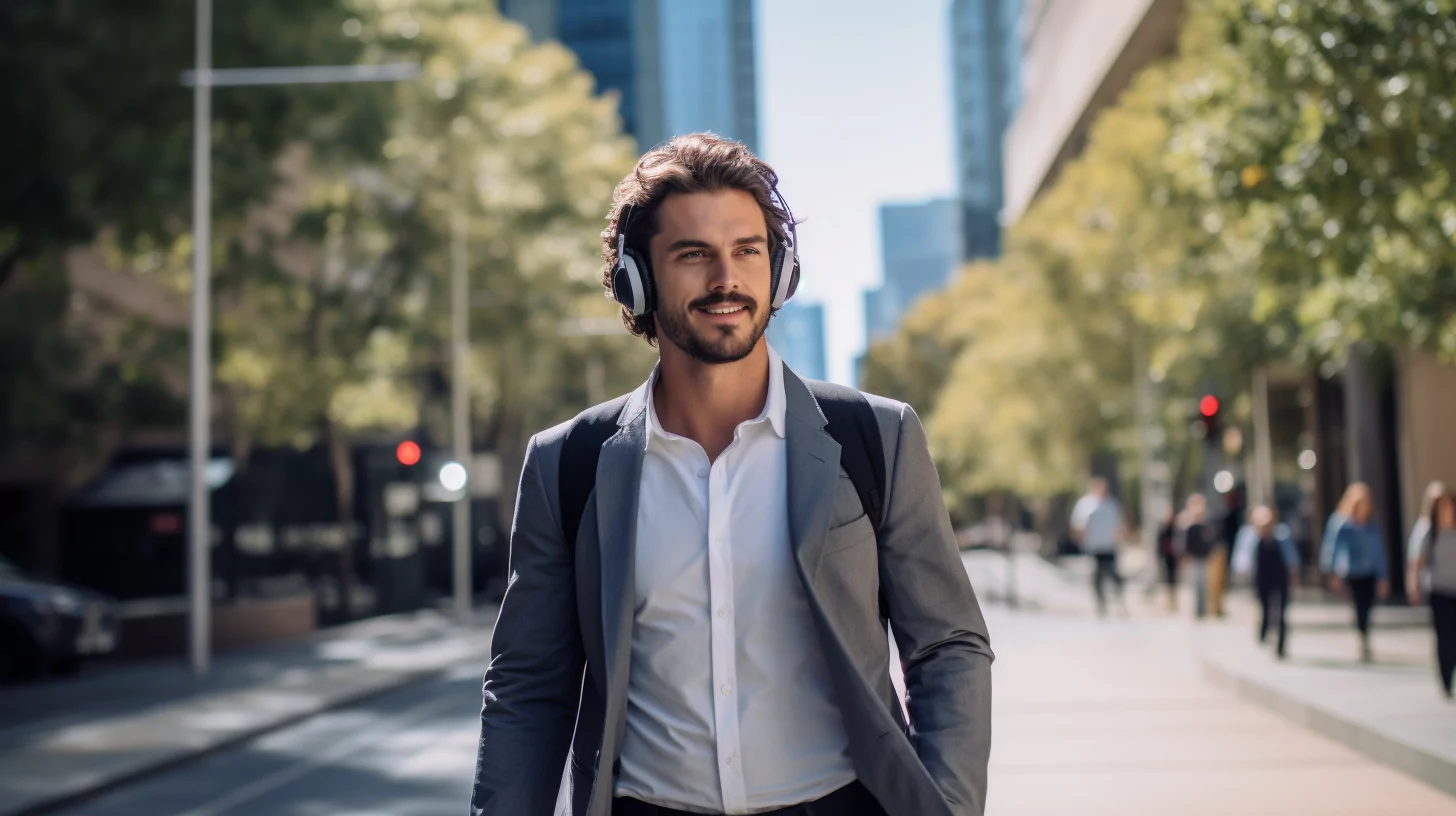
[705,252,738,292]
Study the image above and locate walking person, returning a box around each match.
[1408,486,1456,699]
[1070,477,1127,617]
[470,134,994,816]
[1178,494,1214,619]
[1407,481,1446,601]
[1320,483,1390,663]
[1155,507,1181,613]
[1245,505,1298,659]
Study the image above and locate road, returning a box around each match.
[49,602,1456,815]
[49,662,484,816]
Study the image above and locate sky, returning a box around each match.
[756,0,956,385]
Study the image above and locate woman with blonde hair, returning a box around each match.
[1320,482,1390,662]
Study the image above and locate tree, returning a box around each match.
[1173,0,1456,360]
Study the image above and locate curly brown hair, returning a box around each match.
[600,133,791,344]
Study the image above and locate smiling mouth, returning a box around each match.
[700,304,747,315]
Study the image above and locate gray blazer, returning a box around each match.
[471,368,993,816]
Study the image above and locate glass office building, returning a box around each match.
[768,302,827,382]
[863,199,962,343]
[500,0,757,151]
[950,0,1021,260]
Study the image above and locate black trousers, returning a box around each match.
[1432,591,1456,696]
[1092,552,1124,613]
[1257,579,1288,656]
[613,781,886,816]
[1347,575,1377,636]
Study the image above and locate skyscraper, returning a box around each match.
[768,301,827,382]
[499,0,757,151]
[863,199,962,344]
[950,0,1021,260]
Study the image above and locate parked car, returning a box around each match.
[0,556,119,680]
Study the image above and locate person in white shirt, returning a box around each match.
[471,134,994,816]
[1070,477,1127,617]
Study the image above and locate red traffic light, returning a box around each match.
[1199,395,1220,417]
[395,440,421,466]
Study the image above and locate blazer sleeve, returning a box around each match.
[878,404,994,816]
[471,434,585,815]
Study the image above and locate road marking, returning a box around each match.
[175,689,464,816]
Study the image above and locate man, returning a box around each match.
[470,134,993,816]
[1070,477,1126,617]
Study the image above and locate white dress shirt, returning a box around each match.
[615,346,856,814]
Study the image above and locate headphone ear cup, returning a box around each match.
[613,251,650,316]
[770,242,798,310]
[626,248,655,315]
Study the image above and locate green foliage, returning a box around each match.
[1174,0,1456,359]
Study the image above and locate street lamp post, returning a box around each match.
[184,0,418,675]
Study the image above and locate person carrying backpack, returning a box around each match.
[1409,485,1456,699]
[470,134,994,816]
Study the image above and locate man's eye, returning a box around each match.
[738,247,761,255]
[680,250,706,260]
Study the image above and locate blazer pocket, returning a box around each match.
[823,514,876,555]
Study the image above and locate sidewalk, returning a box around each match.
[1198,596,1456,798]
[964,548,1456,799]
[0,607,497,816]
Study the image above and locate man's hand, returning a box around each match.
[1377,579,1389,601]
[1326,574,1343,595]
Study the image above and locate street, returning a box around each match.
[46,661,484,816]
[41,587,1456,816]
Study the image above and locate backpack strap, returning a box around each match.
[559,394,632,549]
[804,380,888,533]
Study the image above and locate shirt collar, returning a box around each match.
[645,344,787,442]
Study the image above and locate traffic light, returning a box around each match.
[395,440,422,467]
[1195,394,1222,442]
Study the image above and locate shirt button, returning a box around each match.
[725,757,734,766]
[721,683,732,694]
[697,468,708,478]
[718,608,727,618]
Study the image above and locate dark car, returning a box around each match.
[0,556,120,680]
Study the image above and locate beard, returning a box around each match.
[656,292,770,365]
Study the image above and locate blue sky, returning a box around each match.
[757,0,956,384]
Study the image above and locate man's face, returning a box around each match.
[648,189,773,365]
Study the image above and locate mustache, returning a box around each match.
[689,292,757,311]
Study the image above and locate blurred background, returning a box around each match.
[3,1,1456,814]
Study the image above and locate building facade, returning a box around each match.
[863,199,961,343]
[767,301,827,382]
[499,0,757,151]
[949,0,1021,260]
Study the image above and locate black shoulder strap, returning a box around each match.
[805,380,887,533]
[559,394,632,548]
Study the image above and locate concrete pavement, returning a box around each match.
[987,605,1456,815]
[0,608,496,816]
[966,547,1456,807]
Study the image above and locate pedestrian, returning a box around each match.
[1407,480,1447,600]
[1408,485,1456,699]
[1070,477,1127,617]
[1155,507,1180,613]
[1246,505,1298,659]
[1207,484,1244,618]
[1178,493,1214,619]
[470,134,993,816]
[1320,482,1390,663]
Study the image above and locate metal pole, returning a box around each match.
[451,175,472,619]
[188,0,213,677]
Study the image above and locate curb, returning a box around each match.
[1200,655,1456,800]
[6,664,450,816]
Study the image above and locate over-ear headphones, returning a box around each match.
[610,185,800,317]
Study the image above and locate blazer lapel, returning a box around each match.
[594,385,648,692]
[784,371,843,587]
